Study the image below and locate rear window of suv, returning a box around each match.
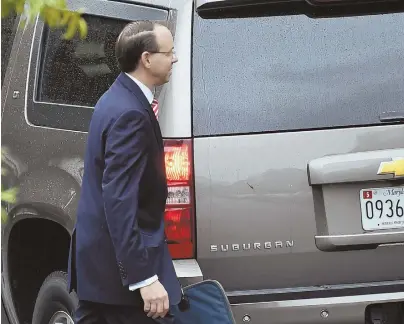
[191,9,404,136]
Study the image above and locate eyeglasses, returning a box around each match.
[150,49,176,57]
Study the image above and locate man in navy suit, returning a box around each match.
[67,21,181,324]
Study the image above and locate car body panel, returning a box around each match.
[193,125,404,291]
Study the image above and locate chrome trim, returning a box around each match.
[308,148,404,185]
[173,259,203,286]
[173,259,203,278]
[316,231,404,251]
[231,292,404,324]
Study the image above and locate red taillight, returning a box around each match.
[165,143,191,182]
[164,139,194,259]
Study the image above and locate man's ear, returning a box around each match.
[140,52,152,69]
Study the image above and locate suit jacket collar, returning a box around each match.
[124,72,154,104]
[117,72,151,111]
[116,72,164,150]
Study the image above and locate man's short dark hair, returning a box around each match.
[115,21,163,73]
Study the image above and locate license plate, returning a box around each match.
[360,187,404,231]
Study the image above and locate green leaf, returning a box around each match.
[60,9,70,25]
[78,17,87,39]
[44,6,59,27]
[1,187,18,203]
[1,1,13,18]
[29,0,44,14]
[19,16,27,28]
[1,206,8,223]
[2,0,88,41]
[15,0,25,14]
[63,13,77,39]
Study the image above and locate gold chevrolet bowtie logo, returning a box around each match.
[378,158,404,177]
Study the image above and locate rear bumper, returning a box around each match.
[231,291,404,324]
[173,259,203,286]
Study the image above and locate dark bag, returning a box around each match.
[169,280,236,324]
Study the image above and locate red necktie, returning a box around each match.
[151,98,158,119]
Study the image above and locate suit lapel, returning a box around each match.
[117,73,163,151]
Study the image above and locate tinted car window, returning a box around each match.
[192,12,404,136]
[38,15,126,107]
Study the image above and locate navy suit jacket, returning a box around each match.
[68,72,181,306]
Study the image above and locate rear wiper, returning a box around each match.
[379,111,404,123]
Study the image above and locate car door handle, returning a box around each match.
[308,148,404,185]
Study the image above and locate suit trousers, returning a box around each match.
[75,300,175,324]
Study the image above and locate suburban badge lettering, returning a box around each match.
[210,240,294,252]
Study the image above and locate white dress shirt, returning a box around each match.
[124,73,159,292]
[125,73,154,104]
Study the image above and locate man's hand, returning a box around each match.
[140,280,169,319]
